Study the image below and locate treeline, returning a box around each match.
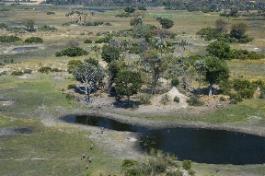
[45,0,265,11]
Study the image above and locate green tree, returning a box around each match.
[101,45,120,63]
[156,17,174,29]
[204,56,229,96]
[207,41,231,59]
[143,50,166,94]
[114,69,142,102]
[73,59,104,101]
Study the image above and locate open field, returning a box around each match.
[0,4,265,176]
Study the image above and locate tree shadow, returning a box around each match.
[191,86,221,95]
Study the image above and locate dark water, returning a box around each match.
[61,115,265,165]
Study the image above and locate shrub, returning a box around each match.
[95,36,111,44]
[124,6,136,13]
[187,95,203,106]
[68,60,82,73]
[84,39,92,44]
[230,49,264,60]
[174,96,180,103]
[11,70,24,76]
[39,25,57,31]
[166,170,182,176]
[156,17,174,29]
[207,41,231,59]
[84,21,104,26]
[138,6,147,10]
[101,45,120,63]
[0,35,21,43]
[67,84,76,89]
[232,79,255,99]
[24,37,43,43]
[196,27,219,41]
[0,23,8,29]
[139,93,152,105]
[171,78,179,87]
[56,47,88,57]
[23,69,32,74]
[229,93,242,104]
[116,12,131,18]
[46,11,55,15]
[160,94,170,105]
[38,66,52,73]
[182,160,192,170]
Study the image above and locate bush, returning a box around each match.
[160,94,170,105]
[229,93,243,104]
[0,35,21,43]
[68,60,82,73]
[187,95,203,106]
[171,78,179,87]
[174,96,180,103]
[138,6,147,10]
[139,93,152,105]
[67,84,76,89]
[156,17,174,29]
[207,40,231,59]
[56,47,88,57]
[39,25,57,31]
[196,27,219,41]
[84,39,92,44]
[0,23,8,29]
[101,45,120,63]
[95,36,111,44]
[182,160,192,170]
[24,37,43,44]
[124,6,136,13]
[232,79,255,99]
[84,21,104,26]
[46,11,55,15]
[38,66,52,73]
[23,69,32,74]
[230,49,264,60]
[116,12,131,18]
[11,70,24,76]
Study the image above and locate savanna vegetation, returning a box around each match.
[0,2,264,176]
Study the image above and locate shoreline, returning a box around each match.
[58,109,265,137]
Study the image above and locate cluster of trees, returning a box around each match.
[45,0,265,12]
[197,19,253,43]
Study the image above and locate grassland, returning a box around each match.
[0,4,264,176]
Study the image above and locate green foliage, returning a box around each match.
[0,35,21,43]
[46,11,55,15]
[232,79,256,99]
[114,70,142,101]
[95,35,112,43]
[39,25,57,31]
[207,41,231,59]
[156,17,174,29]
[101,45,120,63]
[67,60,82,73]
[171,78,179,87]
[38,66,52,73]
[182,160,192,170]
[230,49,264,60]
[11,70,24,76]
[84,39,92,44]
[138,6,147,10]
[67,84,76,89]
[138,93,152,105]
[204,56,229,85]
[174,96,180,103]
[132,24,157,39]
[0,23,8,29]
[24,37,43,44]
[84,21,104,26]
[56,47,88,57]
[215,19,228,33]
[187,95,203,106]
[124,6,136,13]
[230,23,252,43]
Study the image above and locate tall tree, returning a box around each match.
[73,59,104,102]
[114,69,142,102]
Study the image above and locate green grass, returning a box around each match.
[0,116,121,176]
